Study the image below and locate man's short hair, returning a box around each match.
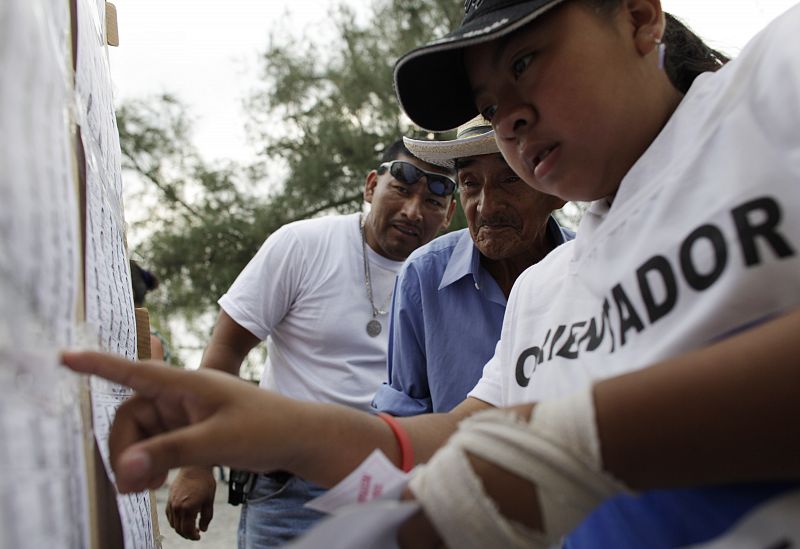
[380,139,414,164]
[380,139,455,177]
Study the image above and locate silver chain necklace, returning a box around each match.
[360,214,393,337]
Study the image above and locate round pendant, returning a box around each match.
[366,319,382,337]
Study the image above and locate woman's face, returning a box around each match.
[465,1,664,202]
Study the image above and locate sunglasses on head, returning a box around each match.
[378,160,456,197]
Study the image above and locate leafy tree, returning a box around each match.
[120,0,464,364]
[119,94,265,319]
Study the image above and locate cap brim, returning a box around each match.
[403,131,499,169]
[394,0,566,132]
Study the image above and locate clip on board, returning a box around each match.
[105,2,119,46]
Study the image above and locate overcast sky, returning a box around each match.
[108,0,799,163]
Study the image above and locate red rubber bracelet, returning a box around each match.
[377,412,414,473]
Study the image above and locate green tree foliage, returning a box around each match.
[243,0,465,223]
[119,94,265,321]
[120,0,465,331]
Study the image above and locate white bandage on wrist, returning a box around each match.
[409,386,630,548]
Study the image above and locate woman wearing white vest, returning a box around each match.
[63,0,800,547]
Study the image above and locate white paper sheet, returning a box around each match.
[0,0,90,548]
[79,0,136,359]
[75,0,155,546]
[290,450,422,548]
[306,449,410,514]
[0,352,89,549]
[91,376,157,549]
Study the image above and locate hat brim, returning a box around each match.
[394,0,566,132]
[404,131,499,169]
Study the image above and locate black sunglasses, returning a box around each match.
[378,160,456,197]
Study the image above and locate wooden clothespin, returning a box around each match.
[134,308,151,360]
[105,2,119,47]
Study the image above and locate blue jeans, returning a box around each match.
[238,473,327,548]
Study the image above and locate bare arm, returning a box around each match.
[198,309,261,375]
[596,308,800,488]
[290,396,491,486]
[59,350,492,492]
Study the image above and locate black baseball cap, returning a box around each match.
[394,0,566,132]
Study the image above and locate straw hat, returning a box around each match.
[403,116,498,169]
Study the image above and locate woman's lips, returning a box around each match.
[532,143,560,180]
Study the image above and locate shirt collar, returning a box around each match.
[545,215,572,246]
[439,229,481,290]
[438,216,570,291]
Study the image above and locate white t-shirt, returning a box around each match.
[219,213,402,411]
[470,5,800,547]
[471,5,800,407]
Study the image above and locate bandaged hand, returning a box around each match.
[407,387,630,548]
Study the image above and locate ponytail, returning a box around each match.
[663,13,729,93]
[585,1,729,92]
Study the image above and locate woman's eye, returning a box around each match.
[512,53,533,79]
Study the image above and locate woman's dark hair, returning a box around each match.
[130,260,159,307]
[585,1,729,93]
[661,13,729,93]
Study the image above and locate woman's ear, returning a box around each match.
[623,0,665,57]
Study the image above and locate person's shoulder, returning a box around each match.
[517,238,575,286]
[730,4,800,73]
[281,213,357,240]
[761,4,800,43]
[758,5,800,78]
[405,229,467,266]
[285,213,354,231]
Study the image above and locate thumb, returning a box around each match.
[113,423,215,493]
[113,446,157,493]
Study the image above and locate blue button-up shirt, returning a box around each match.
[372,217,574,415]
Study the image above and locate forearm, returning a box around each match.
[285,403,465,487]
[596,308,800,488]
[492,310,800,492]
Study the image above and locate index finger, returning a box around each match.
[61,350,183,398]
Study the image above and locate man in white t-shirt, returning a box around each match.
[165,139,456,547]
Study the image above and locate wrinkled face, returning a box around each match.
[458,153,565,260]
[464,2,663,202]
[364,153,456,261]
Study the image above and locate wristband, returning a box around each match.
[376,412,414,473]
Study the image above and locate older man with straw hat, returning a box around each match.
[372,116,573,415]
